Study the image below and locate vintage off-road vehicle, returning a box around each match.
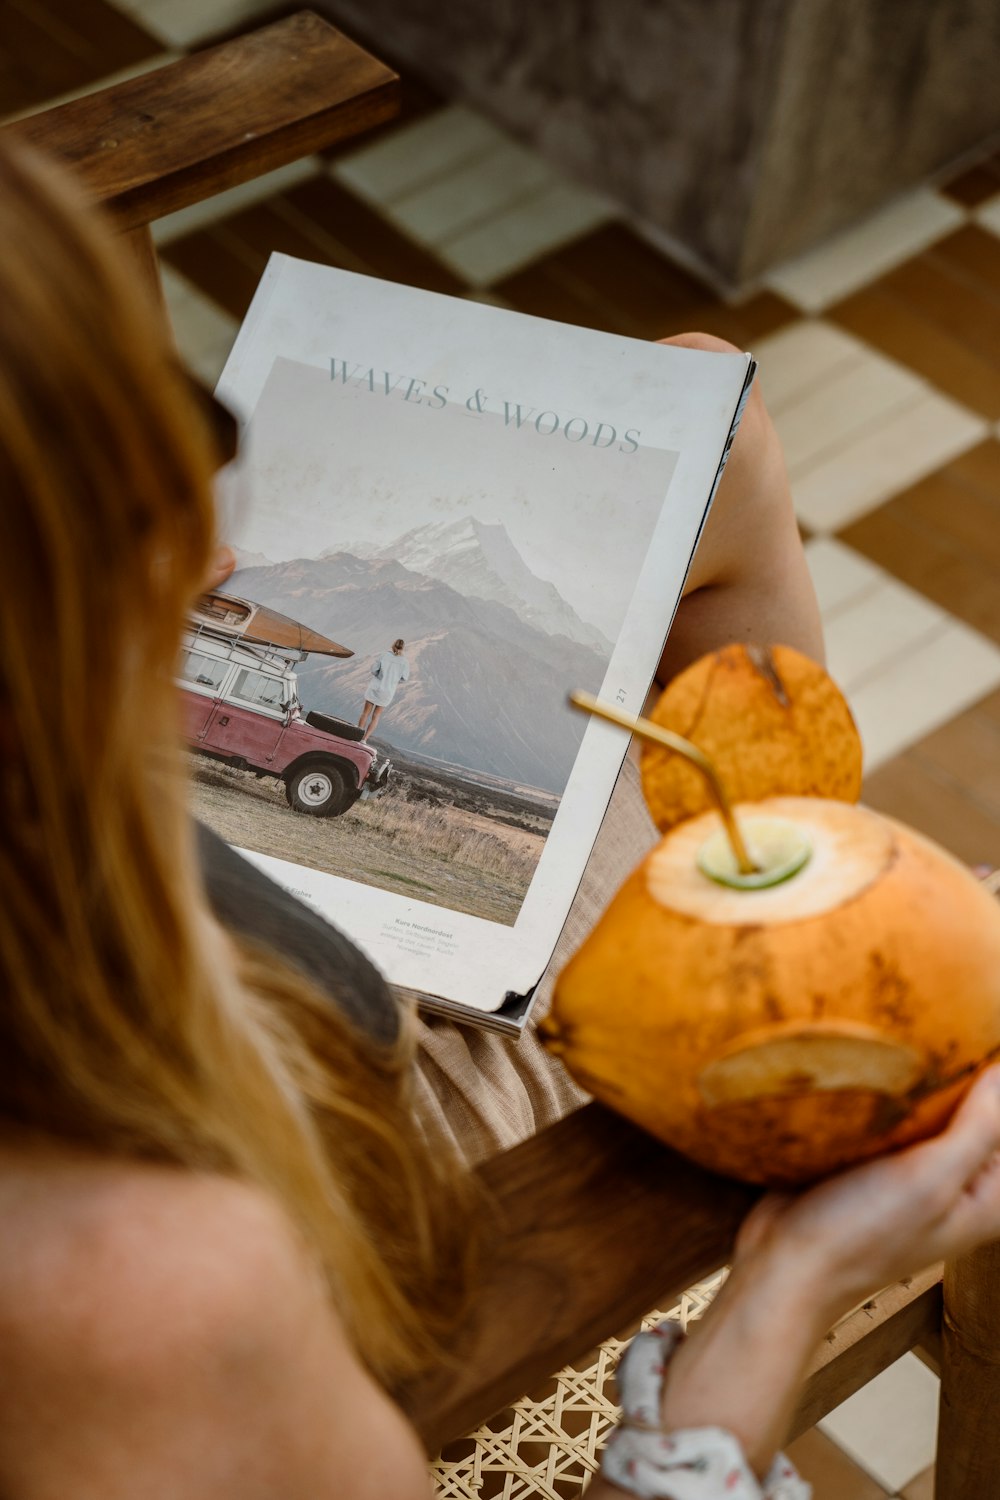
[177,592,391,817]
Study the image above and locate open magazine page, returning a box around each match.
[197,254,751,1020]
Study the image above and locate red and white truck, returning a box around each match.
[177,592,391,817]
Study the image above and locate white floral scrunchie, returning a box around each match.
[600,1321,811,1499]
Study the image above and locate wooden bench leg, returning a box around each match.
[936,1241,1000,1497]
[118,224,163,309]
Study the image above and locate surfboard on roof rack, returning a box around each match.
[191,590,354,658]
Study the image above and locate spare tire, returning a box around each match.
[305,711,366,742]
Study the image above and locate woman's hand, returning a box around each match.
[608,1066,1000,1488]
[736,1064,1000,1318]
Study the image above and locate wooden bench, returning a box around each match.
[407,1101,947,1451]
[4,19,996,1494]
[3,9,398,301]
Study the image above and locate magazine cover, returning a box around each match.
[191,255,753,1023]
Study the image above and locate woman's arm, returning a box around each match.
[659,332,824,682]
[582,1253,834,1500]
[587,1065,1000,1497]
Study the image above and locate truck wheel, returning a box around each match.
[285,762,350,817]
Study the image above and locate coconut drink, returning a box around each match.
[540,647,1000,1186]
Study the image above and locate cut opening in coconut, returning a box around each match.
[698,817,813,890]
[697,1022,925,1107]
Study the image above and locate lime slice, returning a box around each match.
[697,817,812,890]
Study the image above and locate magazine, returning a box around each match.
[187,254,755,1034]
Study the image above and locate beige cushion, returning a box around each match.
[414,753,657,1165]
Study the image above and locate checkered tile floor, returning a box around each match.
[6,2,1000,1495]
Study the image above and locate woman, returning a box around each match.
[358,636,409,740]
[2,135,1000,1500]
[0,137,473,1498]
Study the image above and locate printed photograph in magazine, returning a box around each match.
[182,354,678,926]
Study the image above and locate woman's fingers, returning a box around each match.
[934,1150,1000,1262]
[942,1071,1000,1249]
[884,1069,1000,1259]
[730,1069,1000,1296]
[203,545,236,592]
[922,1067,1000,1189]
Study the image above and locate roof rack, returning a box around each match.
[183,618,308,666]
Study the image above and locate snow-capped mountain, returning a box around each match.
[227,551,609,792]
[360,518,613,654]
[231,546,275,572]
[320,539,377,561]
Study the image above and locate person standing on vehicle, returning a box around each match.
[358,638,409,740]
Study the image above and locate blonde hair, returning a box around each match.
[0,140,474,1384]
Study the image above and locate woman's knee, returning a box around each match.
[657,331,775,448]
[657,330,742,358]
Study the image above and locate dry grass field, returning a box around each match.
[187,756,551,925]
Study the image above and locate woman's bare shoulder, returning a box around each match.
[0,1137,429,1500]
[0,1138,428,1496]
[0,1139,311,1379]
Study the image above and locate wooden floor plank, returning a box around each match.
[786,1429,890,1499]
[0,0,160,117]
[880,253,1000,363]
[829,284,1000,420]
[863,750,1000,868]
[161,224,265,319]
[283,175,465,294]
[496,222,796,342]
[940,159,1000,207]
[839,442,1000,646]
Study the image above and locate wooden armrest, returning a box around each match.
[1,11,398,229]
[404,1102,944,1456]
[405,1101,757,1453]
[791,1265,942,1438]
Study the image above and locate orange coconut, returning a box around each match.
[542,797,1000,1185]
[641,644,863,832]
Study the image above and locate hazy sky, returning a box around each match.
[230,357,679,640]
